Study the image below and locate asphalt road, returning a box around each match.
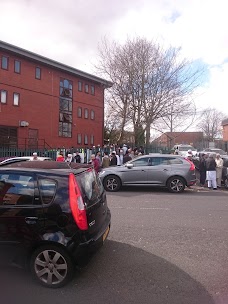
[1,186,228,304]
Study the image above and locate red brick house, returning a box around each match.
[153,132,204,149]
[0,40,112,149]
[222,118,228,142]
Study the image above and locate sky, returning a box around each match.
[0,0,228,123]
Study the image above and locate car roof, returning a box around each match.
[0,161,93,175]
[0,156,52,163]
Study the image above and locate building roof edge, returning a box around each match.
[0,40,112,88]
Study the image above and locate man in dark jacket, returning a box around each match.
[123,151,132,164]
[199,153,206,186]
[110,152,117,166]
[205,154,217,189]
[74,152,81,163]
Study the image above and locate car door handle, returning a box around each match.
[25,217,38,225]
[163,169,168,172]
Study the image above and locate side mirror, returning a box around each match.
[125,163,133,169]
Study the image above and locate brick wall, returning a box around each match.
[223,125,228,141]
[0,50,105,148]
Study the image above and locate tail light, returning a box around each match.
[69,173,88,230]
[185,158,195,171]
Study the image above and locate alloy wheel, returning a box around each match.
[170,178,184,193]
[34,249,68,285]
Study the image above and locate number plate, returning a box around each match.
[102,226,110,242]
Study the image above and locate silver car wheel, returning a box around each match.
[107,178,118,191]
[34,249,67,285]
[224,179,228,189]
[168,177,185,193]
[104,175,121,192]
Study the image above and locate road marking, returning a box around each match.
[111,206,169,210]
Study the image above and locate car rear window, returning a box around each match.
[0,172,35,205]
[38,179,57,204]
[76,169,104,206]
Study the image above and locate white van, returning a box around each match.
[173,144,197,157]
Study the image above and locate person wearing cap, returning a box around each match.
[205,154,217,189]
[31,152,39,161]
[215,153,223,188]
[65,153,73,163]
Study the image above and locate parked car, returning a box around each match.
[99,154,196,193]
[0,156,53,166]
[0,161,111,288]
[172,144,198,157]
[196,148,228,160]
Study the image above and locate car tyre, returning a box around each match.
[103,175,121,192]
[167,176,185,193]
[224,178,228,189]
[30,244,74,288]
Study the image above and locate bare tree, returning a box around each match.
[96,37,203,148]
[197,108,225,142]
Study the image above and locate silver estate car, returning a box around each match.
[99,154,196,193]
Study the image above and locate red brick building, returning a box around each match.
[0,40,112,149]
[222,118,228,142]
[153,131,204,149]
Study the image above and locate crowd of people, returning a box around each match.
[198,153,224,190]
[89,145,144,173]
[32,146,225,190]
[51,145,145,174]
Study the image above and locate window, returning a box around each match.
[85,84,89,93]
[91,85,95,95]
[78,81,82,92]
[38,178,56,204]
[35,67,41,79]
[1,56,8,70]
[59,113,72,123]
[76,170,104,206]
[0,173,35,205]
[84,134,88,145]
[59,122,72,137]
[77,134,82,144]
[0,90,7,104]
[78,107,82,118]
[132,157,150,167]
[59,98,72,112]
[164,157,183,165]
[91,135,94,145]
[84,108,89,119]
[60,78,73,98]
[59,79,73,138]
[13,93,20,106]
[14,60,21,73]
[90,110,95,120]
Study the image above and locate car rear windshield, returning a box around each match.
[76,169,104,207]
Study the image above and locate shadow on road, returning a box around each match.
[110,185,228,198]
[1,240,217,304]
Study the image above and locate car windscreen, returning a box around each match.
[76,169,104,207]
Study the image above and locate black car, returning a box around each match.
[0,161,111,288]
